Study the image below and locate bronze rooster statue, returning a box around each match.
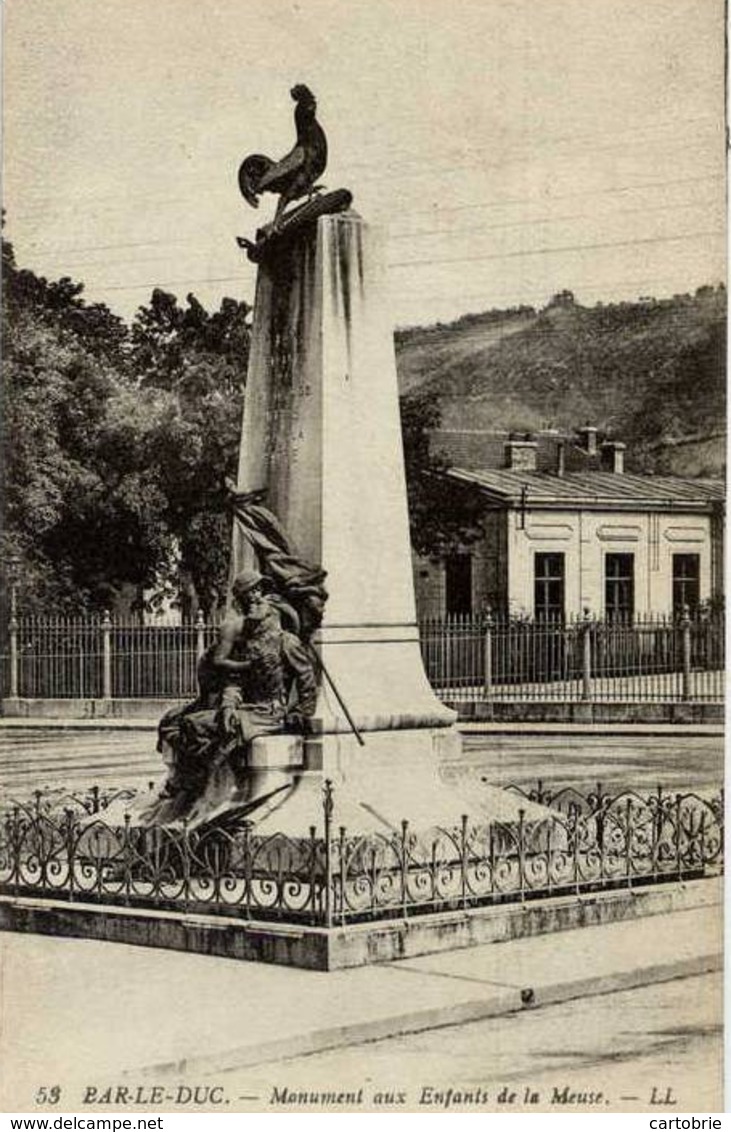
[238,84,327,230]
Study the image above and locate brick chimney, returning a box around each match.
[601,441,626,474]
[505,433,538,471]
[555,439,566,477]
[578,424,599,456]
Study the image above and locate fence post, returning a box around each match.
[680,604,691,702]
[195,609,206,660]
[9,607,19,699]
[323,779,334,928]
[102,610,112,699]
[581,609,593,702]
[482,610,493,699]
[400,819,409,920]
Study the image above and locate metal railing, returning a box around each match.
[419,611,725,703]
[0,781,722,927]
[0,610,724,704]
[1,613,218,701]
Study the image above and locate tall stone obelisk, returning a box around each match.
[233,211,467,830]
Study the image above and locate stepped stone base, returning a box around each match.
[0,877,719,971]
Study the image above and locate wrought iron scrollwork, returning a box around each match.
[0,783,722,926]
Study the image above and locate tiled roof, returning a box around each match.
[447,468,725,508]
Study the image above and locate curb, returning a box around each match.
[458,722,724,736]
[0,719,158,731]
[0,719,722,737]
[134,949,722,1079]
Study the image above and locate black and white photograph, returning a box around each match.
[0,0,725,1117]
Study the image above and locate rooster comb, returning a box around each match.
[291,84,315,103]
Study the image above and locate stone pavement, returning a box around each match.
[0,716,721,798]
[0,716,722,733]
[0,721,160,794]
[0,718,159,729]
[0,883,721,1108]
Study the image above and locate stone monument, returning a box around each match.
[212,86,545,836]
[130,84,550,839]
[131,83,552,838]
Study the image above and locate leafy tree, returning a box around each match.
[3,239,127,367]
[2,227,252,614]
[400,391,485,559]
[129,289,252,614]
[1,242,171,609]
[3,209,725,619]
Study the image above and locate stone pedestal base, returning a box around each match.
[244,725,548,836]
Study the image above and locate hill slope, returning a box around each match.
[394,289,726,476]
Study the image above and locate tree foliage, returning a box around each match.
[400,391,486,559]
[129,288,251,614]
[1,233,250,613]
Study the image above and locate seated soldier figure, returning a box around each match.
[215,570,317,761]
[154,569,317,820]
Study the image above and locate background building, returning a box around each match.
[414,427,725,620]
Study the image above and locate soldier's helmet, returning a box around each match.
[231,569,266,603]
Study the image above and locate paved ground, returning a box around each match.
[0,724,723,798]
[0,894,721,1113]
[219,972,723,1113]
[453,731,724,794]
[0,725,161,795]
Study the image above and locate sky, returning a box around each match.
[2,0,726,328]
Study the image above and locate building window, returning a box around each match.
[534,553,565,621]
[445,554,472,615]
[605,553,634,621]
[673,554,700,614]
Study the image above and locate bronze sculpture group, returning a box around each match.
[150,568,317,825]
[145,483,330,827]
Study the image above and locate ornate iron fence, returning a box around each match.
[0,781,722,928]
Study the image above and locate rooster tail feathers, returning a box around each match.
[241,183,259,209]
[238,154,275,207]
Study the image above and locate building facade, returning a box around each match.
[413,428,725,620]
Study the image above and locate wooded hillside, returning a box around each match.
[395,288,726,476]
